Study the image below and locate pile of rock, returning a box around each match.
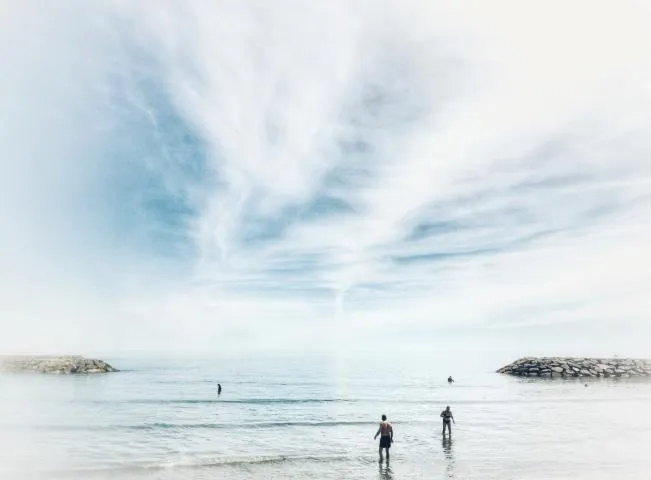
[497,357,651,378]
[0,355,118,374]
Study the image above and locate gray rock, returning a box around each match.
[497,357,651,380]
[0,356,118,374]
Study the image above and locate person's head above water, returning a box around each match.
[446,406,450,411]
[381,414,387,421]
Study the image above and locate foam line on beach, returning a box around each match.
[44,453,360,477]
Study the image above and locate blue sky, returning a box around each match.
[1,0,650,355]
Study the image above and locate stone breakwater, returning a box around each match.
[497,357,651,378]
[0,355,118,374]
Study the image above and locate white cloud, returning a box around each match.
[1,0,650,354]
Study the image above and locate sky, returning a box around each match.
[0,0,650,356]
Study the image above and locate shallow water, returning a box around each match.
[1,352,650,479]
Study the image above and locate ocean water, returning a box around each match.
[1,351,651,479]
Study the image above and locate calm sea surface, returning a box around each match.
[1,352,650,479]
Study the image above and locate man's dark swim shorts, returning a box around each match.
[379,436,392,449]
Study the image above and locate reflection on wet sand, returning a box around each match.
[378,461,393,479]
[442,436,455,478]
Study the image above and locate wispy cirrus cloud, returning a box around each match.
[1,0,650,354]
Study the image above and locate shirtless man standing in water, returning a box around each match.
[374,414,393,462]
[440,406,455,436]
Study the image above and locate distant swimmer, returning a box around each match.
[440,406,455,437]
[217,383,222,395]
[374,414,394,462]
[448,376,454,384]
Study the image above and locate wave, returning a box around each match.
[132,420,376,430]
[106,398,358,405]
[47,453,359,477]
[91,396,634,407]
[29,420,380,432]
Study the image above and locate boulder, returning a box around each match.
[497,357,651,379]
[0,356,118,374]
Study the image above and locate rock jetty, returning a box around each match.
[498,357,651,378]
[0,355,118,374]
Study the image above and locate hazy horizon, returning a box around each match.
[1,0,650,357]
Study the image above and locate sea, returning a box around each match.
[1,351,650,480]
